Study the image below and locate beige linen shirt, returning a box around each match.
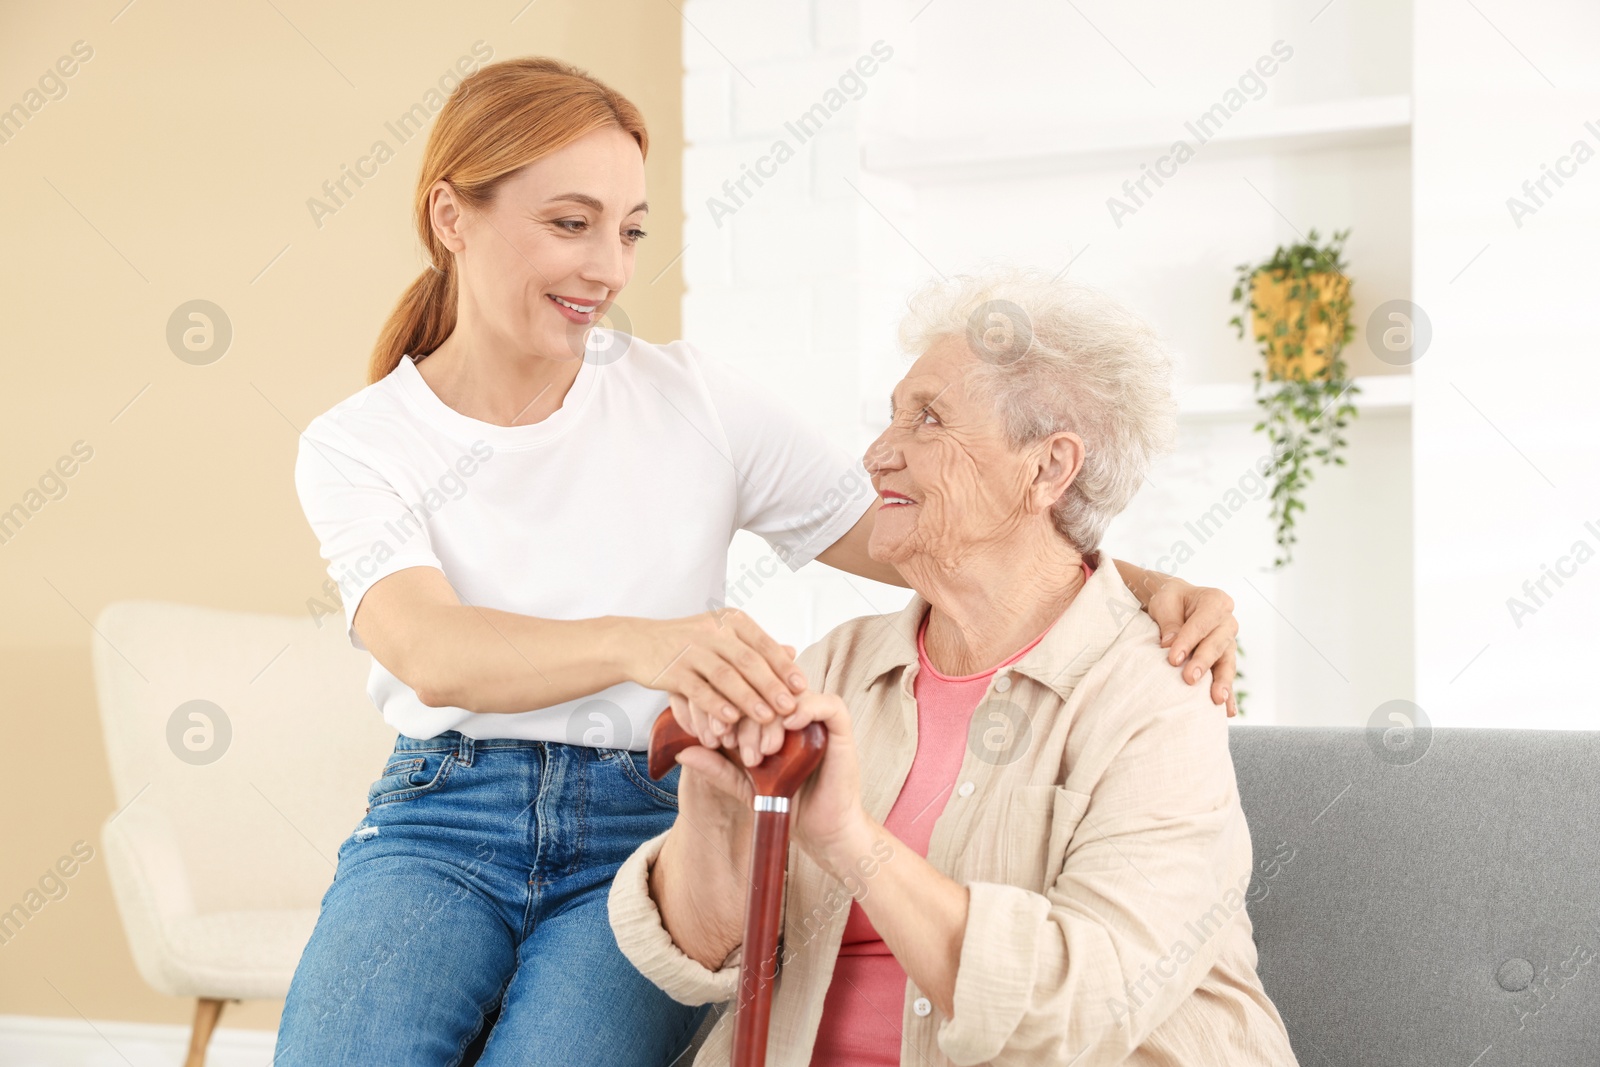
[609,563,1300,1066]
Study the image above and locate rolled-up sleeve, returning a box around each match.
[293,419,445,652]
[607,829,743,1006]
[936,660,1247,1065]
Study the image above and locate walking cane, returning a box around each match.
[647,710,828,1067]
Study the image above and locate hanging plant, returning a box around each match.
[1229,227,1360,567]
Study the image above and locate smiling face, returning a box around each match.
[865,337,1085,572]
[431,125,648,362]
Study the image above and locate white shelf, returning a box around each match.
[857,373,1411,431]
[862,95,1412,184]
[1176,373,1412,418]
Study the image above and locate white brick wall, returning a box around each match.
[681,1,816,71]
[682,0,914,649]
[682,70,732,143]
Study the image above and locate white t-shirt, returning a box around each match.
[294,331,874,749]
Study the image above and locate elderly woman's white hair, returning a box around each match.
[898,267,1178,555]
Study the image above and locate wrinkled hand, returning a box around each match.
[672,740,753,842]
[677,689,865,864]
[778,691,868,866]
[1146,580,1240,716]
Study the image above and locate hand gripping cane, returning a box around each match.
[647,711,827,1067]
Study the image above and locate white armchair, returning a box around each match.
[91,600,396,1065]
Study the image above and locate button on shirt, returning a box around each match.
[608,563,1301,1066]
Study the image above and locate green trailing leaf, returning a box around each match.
[1233,638,1249,717]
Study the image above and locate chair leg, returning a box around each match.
[184,997,226,1067]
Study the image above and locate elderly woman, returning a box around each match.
[607,269,1299,1066]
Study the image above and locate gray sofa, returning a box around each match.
[1232,725,1599,1065]
[664,724,1599,1065]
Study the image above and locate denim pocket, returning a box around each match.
[605,748,681,810]
[366,750,457,808]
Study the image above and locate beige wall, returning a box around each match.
[0,0,682,1030]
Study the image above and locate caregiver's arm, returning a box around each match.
[817,508,1240,714]
[813,506,906,585]
[355,565,805,720]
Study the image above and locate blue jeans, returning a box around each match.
[274,731,710,1066]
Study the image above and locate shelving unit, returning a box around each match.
[858,374,1409,432]
[1176,373,1412,419]
[862,94,1412,184]
[684,0,1419,727]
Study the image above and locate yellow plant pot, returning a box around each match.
[1249,270,1351,381]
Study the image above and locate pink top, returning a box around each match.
[808,564,1089,1065]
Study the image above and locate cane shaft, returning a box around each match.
[731,808,790,1067]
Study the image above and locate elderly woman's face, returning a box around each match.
[865,337,1051,568]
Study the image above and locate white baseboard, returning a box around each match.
[0,1014,276,1067]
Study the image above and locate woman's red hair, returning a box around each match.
[367,57,648,385]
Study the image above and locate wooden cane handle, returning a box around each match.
[646,711,702,780]
[647,708,827,796]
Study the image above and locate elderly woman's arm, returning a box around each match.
[607,743,755,1004]
[785,656,1247,1066]
[813,818,970,1015]
[649,818,747,969]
